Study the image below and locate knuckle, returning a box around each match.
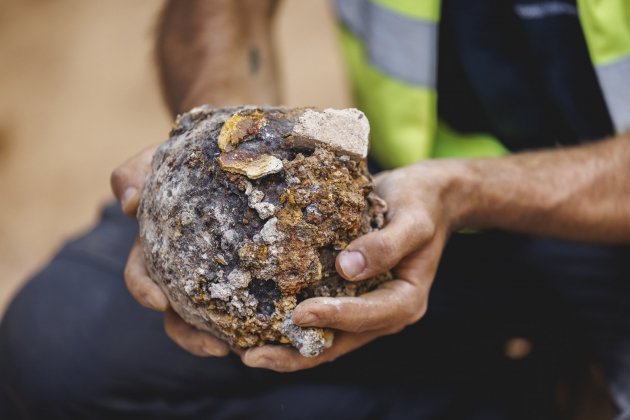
[326,301,342,324]
[110,166,128,190]
[402,285,428,324]
[369,236,399,271]
[375,233,394,255]
[406,302,427,326]
[123,267,144,297]
[407,311,422,326]
[343,301,368,333]
[415,215,437,240]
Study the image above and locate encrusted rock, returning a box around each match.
[138,105,390,357]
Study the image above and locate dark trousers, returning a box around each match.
[1,203,629,419]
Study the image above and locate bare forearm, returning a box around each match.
[156,0,280,116]
[445,134,630,243]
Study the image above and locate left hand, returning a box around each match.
[243,160,465,372]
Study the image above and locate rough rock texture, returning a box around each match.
[138,105,390,357]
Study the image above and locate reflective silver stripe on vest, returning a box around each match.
[514,2,578,19]
[596,56,630,133]
[334,0,438,88]
[335,0,368,39]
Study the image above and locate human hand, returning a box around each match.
[243,160,467,372]
[110,145,158,216]
[111,145,230,357]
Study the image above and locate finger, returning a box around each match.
[292,279,426,333]
[164,309,230,357]
[110,144,158,216]
[336,212,432,281]
[124,238,169,312]
[372,170,390,185]
[242,330,383,372]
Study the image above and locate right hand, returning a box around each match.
[110,145,230,357]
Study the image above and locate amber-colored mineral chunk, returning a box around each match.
[217,110,266,152]
[218,151,283,180]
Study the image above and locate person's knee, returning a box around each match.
[0,260,125,416]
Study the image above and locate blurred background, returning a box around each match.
[0,0,349,313]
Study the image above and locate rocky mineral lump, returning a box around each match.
[138,105,390,357]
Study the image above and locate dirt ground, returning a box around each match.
[0,0,349,313]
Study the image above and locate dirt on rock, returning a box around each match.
[138,105,390,357]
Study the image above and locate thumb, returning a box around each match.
[337,212,432,281]
[110,144,158,216]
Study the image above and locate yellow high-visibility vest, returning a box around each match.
[335,0,630,169]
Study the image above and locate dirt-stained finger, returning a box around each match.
[164,308,230,357]
[242,329,385,372]
[124,238,169,311]
[292,279,424,333]
[110,144,158,216]
[336,212,432,282]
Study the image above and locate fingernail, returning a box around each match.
[339,251,365,279]
[295,311,319,326]
[249,356,272,369]
[142,295,156,309]
[204,346,224,357]
[121,187,137,210]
